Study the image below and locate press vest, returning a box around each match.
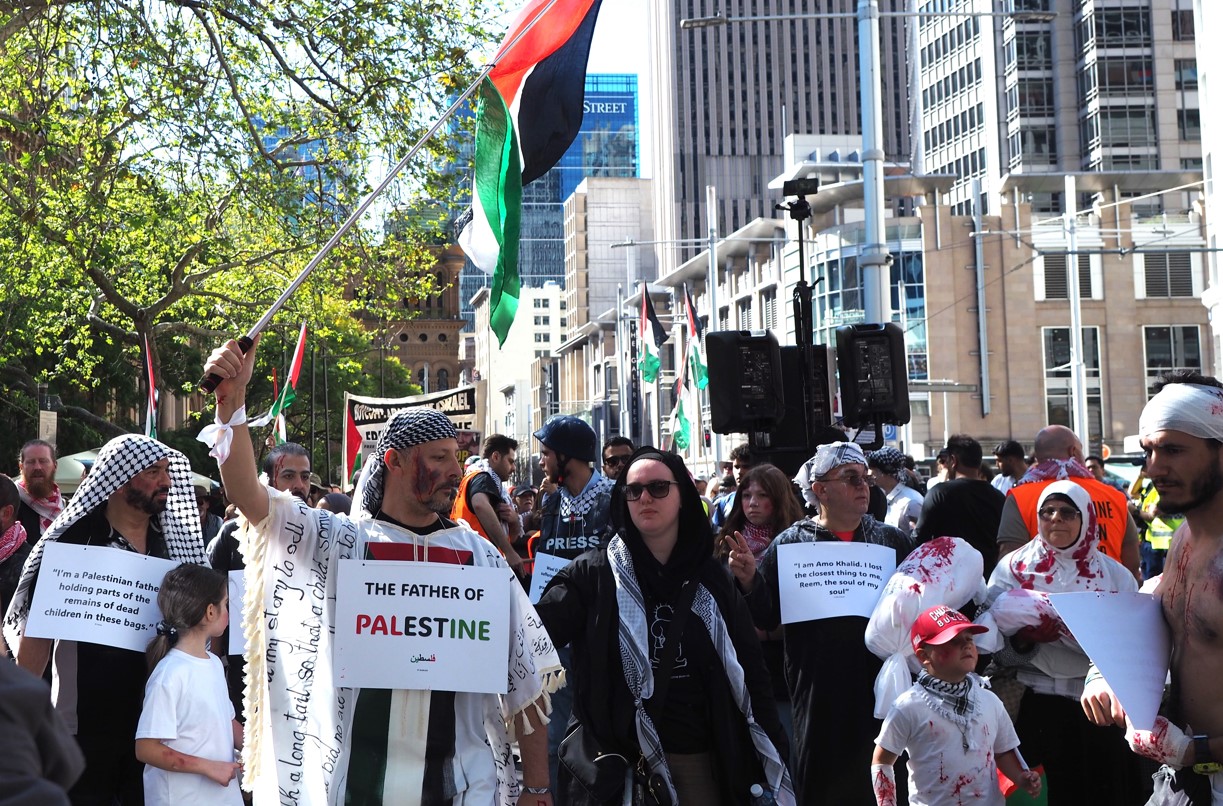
[1010,476,1129,561]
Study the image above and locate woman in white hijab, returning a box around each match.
[983,480,1145,804]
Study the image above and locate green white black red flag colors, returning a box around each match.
[250,321,308,442]
[143,335,157,440]
[668,338,692,451]
[639,282,668,383]
[458,0,605,347]
[683,284,708,391]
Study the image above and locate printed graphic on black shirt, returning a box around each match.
[649,602,689,676]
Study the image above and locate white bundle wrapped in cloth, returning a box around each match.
[865,537,987,717]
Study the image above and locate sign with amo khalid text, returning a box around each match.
[333,560,510,693]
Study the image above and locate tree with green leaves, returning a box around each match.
[0,0,495,467]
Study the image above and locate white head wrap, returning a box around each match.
[793,441,868,507]
[1139,382,1223,442]
[3,434,205,651]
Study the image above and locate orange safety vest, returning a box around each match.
[450,470,497,546]
[1009,476,1129,562]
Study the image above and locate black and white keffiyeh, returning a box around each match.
[354,408,457,519]
[915,671,987,752]
[3,434,205,651]
[467,457,512,506]
[606,537,795,806]
[559,470,614,519]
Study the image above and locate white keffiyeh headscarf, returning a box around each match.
[1139,381,1223,442]
[3,434,205,652]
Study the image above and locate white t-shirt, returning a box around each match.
[884,484,924,536]
[991,474,1015,495]
[136,649,242,805]
[876,683,1020,806]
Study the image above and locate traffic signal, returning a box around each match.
[835,323,910,428]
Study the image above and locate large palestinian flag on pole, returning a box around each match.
[458,0,605,346]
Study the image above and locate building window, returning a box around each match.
[1176,59,1198,90]
[1143,251,1195,297]
[1041,253,1093,300]
[1178,109,1202,141]
[1143,326,1201,398]
[1043,326,1103,442]
[1172,10,1195,41]
[436,368,450,391]
[761,288,777,331]
[1095,8,1152,46]
[736,299,753,329]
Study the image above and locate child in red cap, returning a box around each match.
[870,605,1041,806]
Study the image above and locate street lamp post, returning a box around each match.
[681,4,1056,328]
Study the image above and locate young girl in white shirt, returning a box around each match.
[135,563,243,805]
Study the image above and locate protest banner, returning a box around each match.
[26,542,176,652]
[777,542,897,624]
[1049,591,1170,731]
[333,560,510,692]
[342,388,480,486]
[528,552,570,604]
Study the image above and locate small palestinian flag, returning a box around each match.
[639,282,668,383]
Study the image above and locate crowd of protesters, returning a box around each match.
[1,359,1221,806]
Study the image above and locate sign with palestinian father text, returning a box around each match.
[776,542,897,624]
[26,542,176,652]
[333,560,510,693]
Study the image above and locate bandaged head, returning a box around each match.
[794,441,867,507]
[356,408,458,518]
[1139,381,1223,443]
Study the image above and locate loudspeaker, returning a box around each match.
[706,330,784,433]
[748,345,843,477]
[835,323,911,428]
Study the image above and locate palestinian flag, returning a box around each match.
[668,341,692,451]
[250,321,308,441]
[458,0,605,346]
[143,334,157,440]
[683,284,709,391]
[639,282,668,383]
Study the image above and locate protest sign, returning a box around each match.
[528,552,570,604]
[777,542,896,624]
[333,560,510,693]
[342,388,479,485]
[26,542,176,652]
[1049,591,1170,731]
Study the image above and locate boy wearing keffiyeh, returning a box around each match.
[871,606,1040,806]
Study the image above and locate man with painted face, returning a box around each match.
[532,414,616,794]
[3,435,206,806]
[202,338,561,806]
[207,441,313,721]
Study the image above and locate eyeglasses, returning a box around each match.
[603,455,629,467]
[624,480,679,501]
[820,473,869,488]
[1038,506,1081,521]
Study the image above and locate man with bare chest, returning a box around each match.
[1083,371,1223,805]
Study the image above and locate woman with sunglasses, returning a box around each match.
[535,447,794,805]
[983,479,1143,804]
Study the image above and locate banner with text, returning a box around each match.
[333,560,510,693]
[528,552,570,604]
[26,542,176,652]
[342,388,480,487]
[777,542,897,624]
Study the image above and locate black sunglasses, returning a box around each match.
[603,455,630,467]
[623,480,679,501]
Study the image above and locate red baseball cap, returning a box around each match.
[910,605,987,653]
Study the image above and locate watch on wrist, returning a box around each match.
[1193,735,1223,775]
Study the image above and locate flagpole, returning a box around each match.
[198,0,571,392]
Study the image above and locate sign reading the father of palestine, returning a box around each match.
[333,560,510,693]
[26,542,176,652]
